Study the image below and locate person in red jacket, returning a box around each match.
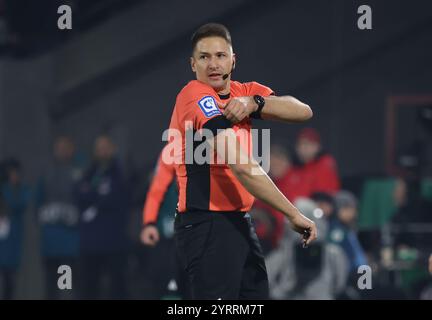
[252,131,340,253]
[269,144,307,203]
[294,127,341,196]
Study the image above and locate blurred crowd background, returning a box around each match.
[0,0,432,299]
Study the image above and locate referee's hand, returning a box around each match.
[288,213,318,247]
[222,96,257,123]
[140,225,160,247]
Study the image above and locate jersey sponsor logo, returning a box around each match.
[197,96,222,118]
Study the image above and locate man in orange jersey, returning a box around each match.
[141,146,176,247]
[144,23,317,299]
[140,146,192,299]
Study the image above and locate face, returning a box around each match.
[338,206,357,225]
[316,200,334,218]
[94,136,115,162]
[269,152,291,179]
[393,178,407,207]
[191,36,235,94]
[8,169,20,185]
[54,137,75,162]
[296,138,320,164]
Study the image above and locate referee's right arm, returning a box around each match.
[211,128,318,246]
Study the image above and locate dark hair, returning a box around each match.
[191,23,232,53]
[310,192,335,206]
[270,143,290,159]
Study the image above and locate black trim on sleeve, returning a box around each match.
[185,129,211,211]
[202,115,232,136]
[218,93,230,100]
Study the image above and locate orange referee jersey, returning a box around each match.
[167,80,273,213]
[142,147,176,225]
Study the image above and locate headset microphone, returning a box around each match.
[222,61,235,80]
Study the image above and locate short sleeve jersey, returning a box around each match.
[167,80,273,213]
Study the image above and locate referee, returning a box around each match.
[148,23,317,299]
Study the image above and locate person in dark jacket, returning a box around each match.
[0,159,31,300]
[76,135,130,299]
[328,191,367,275]
[36,136,86,299]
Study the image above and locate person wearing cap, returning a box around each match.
[294,127,341,197]
[328,190,367,276]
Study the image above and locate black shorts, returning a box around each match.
[174,210,269,300]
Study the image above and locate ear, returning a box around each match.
[190,56,196,73]
[232,53,236,70]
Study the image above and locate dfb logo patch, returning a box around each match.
[197,96,222,118]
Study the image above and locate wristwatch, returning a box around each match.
[251,95,265,119]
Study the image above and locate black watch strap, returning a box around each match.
[250,95,266,119]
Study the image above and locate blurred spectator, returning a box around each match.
[268,144,302,202]
[35,136,86,299]
[294,127,341,196]
[252,144,296,253]
[310,192,336,221]
[76,135,130,299]
[266,198,349,300]
[253,136,340,254]
[391,177,432,248]
[0,158,31,300]
[328,191,367,277]
[250,205,279,256]
[429,254,432,275]
[419,253,432,299]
